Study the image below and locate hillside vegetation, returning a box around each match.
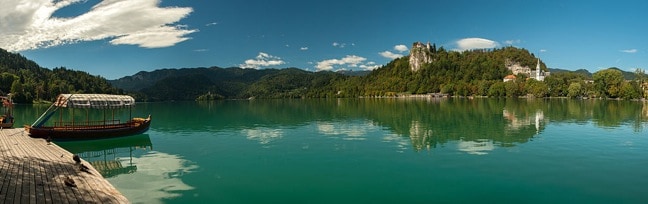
[112,46,647,100]
[0,49,120,103]
[1,45,646,102]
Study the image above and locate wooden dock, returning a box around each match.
[0,128,129,203]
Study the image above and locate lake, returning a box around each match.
[14,98,648,203]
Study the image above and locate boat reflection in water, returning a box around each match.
[56,134,153,178]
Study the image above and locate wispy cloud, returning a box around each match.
[240,52,286,69]
[456,38,498,51]
[379,44,408,59]
[193,49,208,52]
[316,55,372,71]
[205,22,218,26]
[359,61,380,70]
[332,42,354,48]
[300,47,308,51]
[504,39,521,45]
[0,0,194,51]
[540,49,547,52]
[620,49,637,53]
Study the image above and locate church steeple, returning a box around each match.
[536,58,541,80]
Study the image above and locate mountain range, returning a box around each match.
[0,46,645,102]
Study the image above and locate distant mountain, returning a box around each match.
[335,70,371,76]
[549,68,590,76]
[109,67,275,92]
[548,67,643,80]
[110,67,349,101]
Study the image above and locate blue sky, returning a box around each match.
[1,0,647,79]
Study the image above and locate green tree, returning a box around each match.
[593,68,624,98]
[526,79,548,98]
[619,81,641,99]
[567,82,583,98]
[488,82,506,97]
[505,81,520,97]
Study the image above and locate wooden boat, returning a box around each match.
[25,94,151,140]
[0,95,14,128]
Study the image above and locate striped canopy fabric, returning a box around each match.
[53,94,136,109]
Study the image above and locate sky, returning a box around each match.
[1,0,647,80]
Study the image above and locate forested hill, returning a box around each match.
[0,48,120,103]
[110,67,349,101]
[335,46,547,97]
[112,45,647,100]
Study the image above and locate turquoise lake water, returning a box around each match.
[15,98,648,203]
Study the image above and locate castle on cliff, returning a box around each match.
[408,41,549,81]
[408,42,435,72]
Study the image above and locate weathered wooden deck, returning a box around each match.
[0,128,129,204]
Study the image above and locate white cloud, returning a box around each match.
[0,0,194,51]
[540,49,547,52]
[300,47,308,51]
[240,52,286,69]
[379,51,403,59]
[359,61,380,70]
[456,38,498,51]
[332,42,346,48]
[620,49,637,53]
[394,44,408,52]
[379,44,408,59]
[315,55,367,71]
[205,22,218,26]
[193,49,208,52]
[504,39,521,45]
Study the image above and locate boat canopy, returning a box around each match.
[54,94,136,109]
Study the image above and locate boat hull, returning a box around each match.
[26,118,151,140]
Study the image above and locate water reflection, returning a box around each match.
[56,134,198,204]
[85,99,646,156]
[457,139,495,155]
[317,120,376,141]
[242,127,284,145]
[109,151,198,204]
[503,109,545,135]
[57,134,153,178]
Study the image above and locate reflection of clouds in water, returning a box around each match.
[457,139,494,155]
[317,120,373,141]
[242,128,284,144]
[108,151,198,204]
[382,133,410,153]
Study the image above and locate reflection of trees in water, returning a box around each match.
[364,98,542,152]
[547,99,646,131]
[114,99,645,152]
[363,98,646,152]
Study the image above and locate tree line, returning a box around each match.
[0,49,121,103]
[334,46,647,100]
[1,46,646,102]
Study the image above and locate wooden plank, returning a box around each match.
[0,159,11,203]
[0,129,129,203]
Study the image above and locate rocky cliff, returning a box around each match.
[408,42,434,72]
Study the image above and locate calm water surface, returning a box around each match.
[16,98,648,203]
